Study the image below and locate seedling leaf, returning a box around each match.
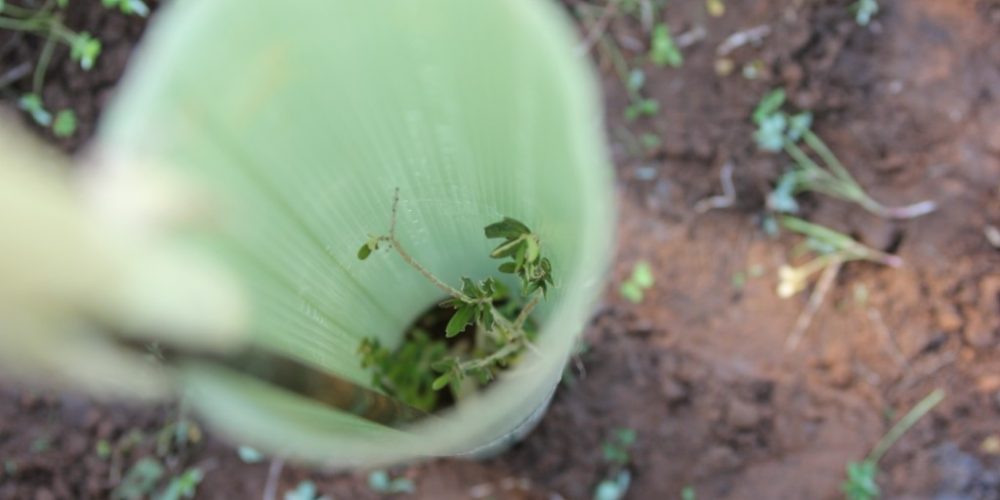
[631,262,654,289]
[357,243,372,260]
[842,460,879,500]
[853,0,879,26]
[754,113,787,152]
[445,305,475,337]
[18,94,51,126]
[753,89,786,125]
[431,374,450,391]
[593,470,631,500]
[767,171,801,213]
[158,467,204,500]
[786,112,813,142]
[70,33,101,71]
[626,68,645,93]
[113,457,164,500]
[284,480,328,500]
[237,445,263,464]
[490,237,523,259]
[484,217,529,239]
[368,470,416,494]
[52,110,77,138]
[650,24,683,68]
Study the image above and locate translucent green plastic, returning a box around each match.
[98,0,614,464]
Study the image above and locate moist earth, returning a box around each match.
[2,0,999,498]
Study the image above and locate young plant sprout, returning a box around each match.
[620,260,654,304]
[17,93,52,126]
[852,0,879,26]
[593,428,637,500]
[101,0,151,17]
[284,481,330,500]
[776,216,901,298]
[1,0,143,135]
[574,1,662,122]
[357,190,552,412]
[52,109,77,138]
[623,68,660,121]
[754,89,935,220]
[842,389,945,500]
[649,23,683,68]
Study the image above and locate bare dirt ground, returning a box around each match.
[2,0,999,499]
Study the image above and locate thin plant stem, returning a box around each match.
[784,141,844,186]
[801,131,937,219]
[793,253,842,282]
[383,189,468,302]
[868,389,945,464]
[381,190,522,334]
[785,257,842,351]
[374,189,545,386]
[514,293,542,330]
[0,15,46,31]
[32,34,56,94]
[48,21,77,45]
[2,0,58,20]
[458,341,522,373]
[803,131,857,187]
[387,237,468,299]
[599,34,632,94]
[576,0,617,56]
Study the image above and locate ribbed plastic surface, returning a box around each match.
[98,0,614,464]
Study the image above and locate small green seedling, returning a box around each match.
[156,416,201,457]
[594,470,631,500]
[852,0,878,26]
[682,486,697,500]
[69,32,102,70]
[754,89,935,220]
[842,389,944,500]
[357,190,551,412]
[52,109,77,138]
[285,481,330,500]
[358,330,450,412]
[1,1,139,132]
[620,261,654,303]
[237,445,264,464]
[602,428,637,465]
[18,94,51,126]
[638,132,662,153]
[580,13,659,122]
[649,24,683,68]
[776,216,901,298]
[623,69,660,121]
[95,439,112,460]
[101,0,150,17]
[594,428,637,500]
[368,470,416,494]
[113,457,165,500]
[158,468,204,500]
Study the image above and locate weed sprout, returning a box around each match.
[754,89,935,220]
